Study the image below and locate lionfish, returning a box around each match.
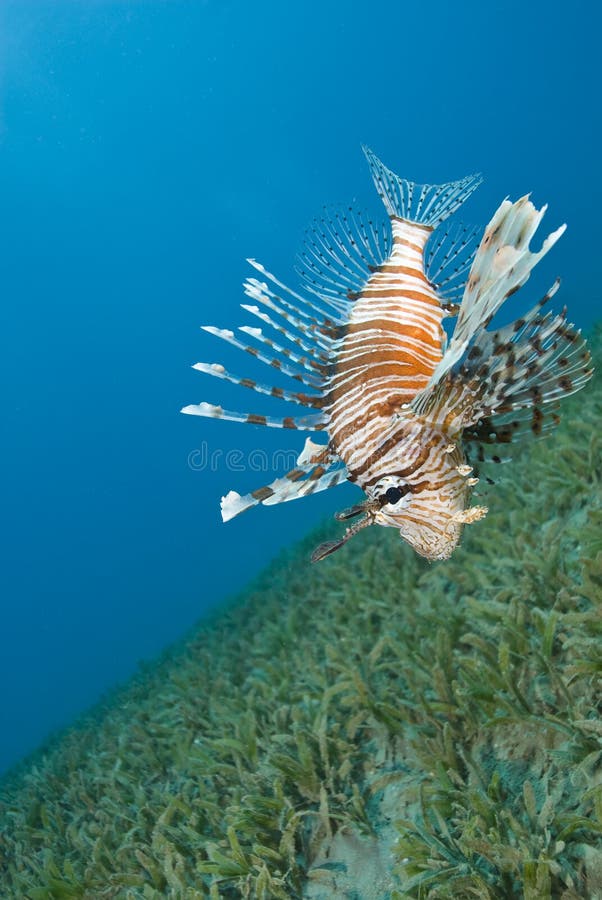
[182,148,593,562]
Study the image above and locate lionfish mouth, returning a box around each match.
[310,488,491,561]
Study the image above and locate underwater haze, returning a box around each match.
[1,0,600,776]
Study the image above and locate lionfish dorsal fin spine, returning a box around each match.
[191,362,322,409]
[180,402,328,431]
[199,324,324,389]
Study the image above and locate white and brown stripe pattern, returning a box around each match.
[182,147,593,562]
[324,219,443,471]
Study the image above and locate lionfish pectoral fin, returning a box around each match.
[410,375,478,433]
[413,275,594,464]
[429,196,567,386]
[362,146,482,228]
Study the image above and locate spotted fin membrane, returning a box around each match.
[412,196,594,481]
[182,149,593,547]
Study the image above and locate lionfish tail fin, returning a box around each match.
[362,145,482,229]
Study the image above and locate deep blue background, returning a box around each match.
[1,0,599,775]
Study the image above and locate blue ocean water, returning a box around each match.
[0,0,599,777]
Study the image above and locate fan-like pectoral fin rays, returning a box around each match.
[463,282,593,414]
[429,196,567,385]
[411,278,594,459]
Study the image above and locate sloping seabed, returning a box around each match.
[1,326,601,900]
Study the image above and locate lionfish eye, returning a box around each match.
[385,486,406,505]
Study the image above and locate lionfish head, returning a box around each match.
[371,473,488,561]
[311,472,487,563]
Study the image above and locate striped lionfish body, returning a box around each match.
[182,148,593,562]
